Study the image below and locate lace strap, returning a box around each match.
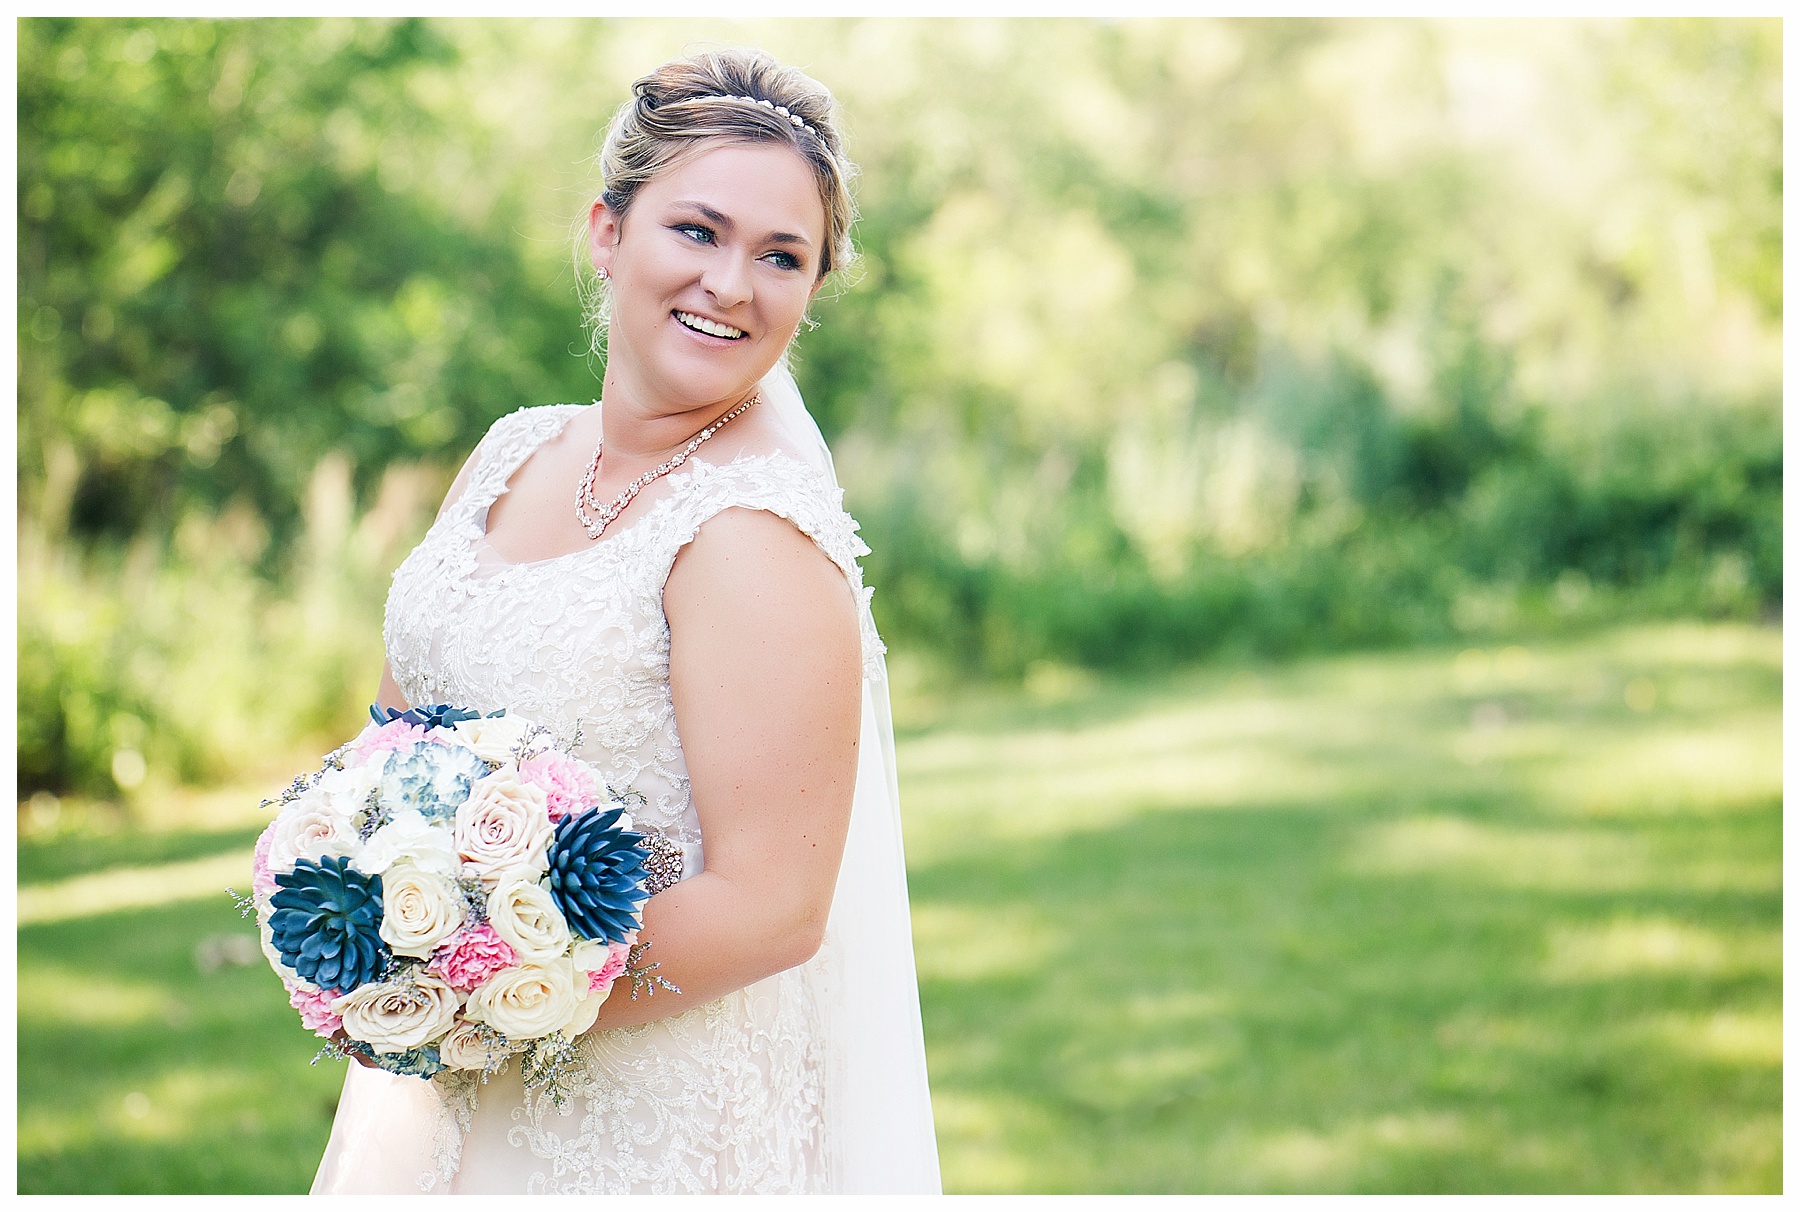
[448,404,584,526]
[656,453,888,678]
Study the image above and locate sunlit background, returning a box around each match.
[16,17,1780,1193]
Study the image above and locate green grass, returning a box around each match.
[16,621,1781,1192]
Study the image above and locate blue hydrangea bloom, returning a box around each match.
[269,855,387,991]
[545,806,651,944]
[376,741,489,822]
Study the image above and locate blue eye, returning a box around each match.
[674,224,715,244]
[764,251,802,272]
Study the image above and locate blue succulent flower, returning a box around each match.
[370,702,494,732]
[545,806,651,944]
[269,855,388,991]
[376,741,489,822]
[344,1040,446,1079]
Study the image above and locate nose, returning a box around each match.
[701,251,753,310]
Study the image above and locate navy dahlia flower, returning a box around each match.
[369,702,491,732]
[545,807,651,944]
[269,855,388,991]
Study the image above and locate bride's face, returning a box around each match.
[590,140,826,410]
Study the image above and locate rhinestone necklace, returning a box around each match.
[574,393,759,540]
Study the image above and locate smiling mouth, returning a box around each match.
[673,310,747,340]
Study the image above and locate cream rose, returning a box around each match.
[454,770,553,885]
[450,713,533,763]
[332,972,461,1055]
[266,801,361,876]
[486,874,572,963]
[377,863,467,958]
[437,1017,513,1072]
[355,808,460,877]
[464,961,578,1040]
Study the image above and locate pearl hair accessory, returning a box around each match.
[716,94,818,138]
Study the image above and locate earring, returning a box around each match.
[597,266,610,281]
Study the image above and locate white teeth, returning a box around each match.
[674,311,745,339]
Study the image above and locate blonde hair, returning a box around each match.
[579,48,859,349]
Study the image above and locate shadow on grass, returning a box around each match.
[909,792,1781,1193]
[18,823,266,886]
[18,898,346,1194]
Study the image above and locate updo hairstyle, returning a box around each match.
[580,48,858,342]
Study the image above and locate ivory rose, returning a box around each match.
[377,863,467,958]
[438,1018,512,1072]
[454,770,553,885]
[450,713,533,763]
[333,972,462,1055]
[464,961,579,1040]
[266,797,361,877]
[486,874,572,963]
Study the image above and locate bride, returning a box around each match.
[309,48,939,1195]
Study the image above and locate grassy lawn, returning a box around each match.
[16,621,1781,1192]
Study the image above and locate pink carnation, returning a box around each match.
[345,718,433,766]
[517,751,601,821]
[429,922,519,991]
[287,981,343,1037]
[589,941,633,994]
[252,821,278,898]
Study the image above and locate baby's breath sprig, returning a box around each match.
[625,940,681,1000]
[226,887,256,919]
[311,1039,354,1066]
[518,1034,581,1109]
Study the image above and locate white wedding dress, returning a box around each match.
[310,371,940,1194]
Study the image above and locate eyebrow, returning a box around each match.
[674,201,815,250]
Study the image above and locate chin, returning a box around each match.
[655,351,775,405]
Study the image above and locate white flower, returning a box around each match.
[562,986,609,1038]
[332,972,461,1055]
[485,874,572,964]
[569,938,610,975]
[454,770,553,886]
[437,1017,513,1072]
[308,762,381,815]
[266,799,361,876]
[464,961,578,1040]
[450,713,533,763]
[377,863,467,958]
[355,808,460,877]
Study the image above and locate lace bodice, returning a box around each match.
[377,403,885,1193]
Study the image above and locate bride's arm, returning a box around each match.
[586,504,862,1030]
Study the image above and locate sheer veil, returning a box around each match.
[757,361,941,1193]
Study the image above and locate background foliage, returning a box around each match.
[14,17,1782,1195]
[17,17,1780,799]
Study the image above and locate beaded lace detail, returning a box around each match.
[381,403,880,1193]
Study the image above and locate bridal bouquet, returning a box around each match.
[248,703,660,1094]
